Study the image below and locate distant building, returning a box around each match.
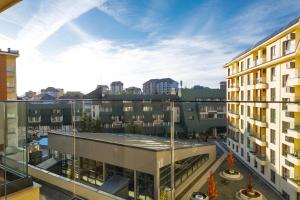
[193,85,209,90]
[143,78,178,95]
[219,81,226,90]
[97,85,109,95]
[41,87,64,99]
[178,87,226,138]
[110,81,123,95]
[125,87,141,95]
[59,91,84,99]
[24,91,38,100]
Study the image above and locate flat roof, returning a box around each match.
[49,131,212,152]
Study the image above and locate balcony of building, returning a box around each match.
[227,83,240,92]
[287,69,300,87]
[248,128,267,147]
[255,77,267,89]
[287,124,300,139]
[287,177,300,192]
[287,150,300,166]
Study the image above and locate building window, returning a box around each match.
[241,91,244,101]
[282,75,288,87]
[247,106,251,117]
[282,121,290,133]
[247,74,251,85]
[247,58,250,68]
[282,190,290,200]
[270,150,275,165]
[270,129,276,144]
[241,148,244,157]
[261,165,265,174]
[248,90,252,101]
[240,61,244,71]
[271,88,276,101]
[271,67,276,81]
[241,76,244,86]
[270,169,276,184]
[241,119,244,130]
[270,109,276,123]
[283,40,292,55]
[241,105,244,115]
[270,45,276,60]
[241,133,244,144]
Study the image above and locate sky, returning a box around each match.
[0,0,300,95]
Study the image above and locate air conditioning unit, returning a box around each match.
[286,61,296,69]
[286,33,296,40]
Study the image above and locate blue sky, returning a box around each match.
[0,0,300,95]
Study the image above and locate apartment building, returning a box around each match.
[110,81,124,95]
[225,17,300,200]
[143,78,178,95]
[0,0,21,12]
[41,87,64,99]
[0,48,18,100]
[125,86,142,95]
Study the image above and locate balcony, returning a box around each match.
[254,96,267,108]
[248,133,267,146]
[255,77,267,89]
[288,177,300,192]
[255,154,268,165]
[228,84,240,92]
[228,124,240,132]
[287,103,300,112]
[287,69,300,86]
[287,151,300,166]
[251,115,267,127]
[287,125,300,139]
[228,110,240,118]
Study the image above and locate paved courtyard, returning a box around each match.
[199,154,282,200]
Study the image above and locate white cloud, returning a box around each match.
[16,0,106,52]
[17,34,233,95]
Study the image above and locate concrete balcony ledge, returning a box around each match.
[248,135,267,146]
[228,124,240,132]
[255,155,268,165]
[228,87,240,92]
[287,103,300,112]
[287,178,300,192]
[287,153,300,166]
[228,111,240,118]
[287,128,300,139]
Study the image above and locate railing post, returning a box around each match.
[170,101,175,200]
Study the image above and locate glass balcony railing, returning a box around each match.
[0,100,298,199]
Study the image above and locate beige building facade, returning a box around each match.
[225,17,300,200]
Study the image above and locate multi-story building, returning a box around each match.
[40,87,64,99]
[0,0,21,12]
[143,78,178,95]
[178,87,226,138]
[110,81,123,95]
[0,48,18,100]
[225,17,300,200]
[125,86,142,95]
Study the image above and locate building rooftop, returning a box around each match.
[49,131,211,152]
[0,48,19,56]
[226,16,300,65]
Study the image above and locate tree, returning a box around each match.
[227,149,235,172]
[92,117,102,132]
[246,175,254,194]
[208,171,218,200]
